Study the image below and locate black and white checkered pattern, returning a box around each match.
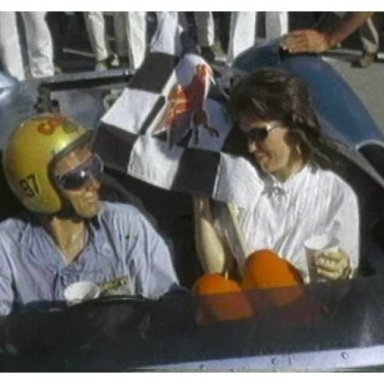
[93,13,259,207]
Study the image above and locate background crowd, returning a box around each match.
[0,11,383,82]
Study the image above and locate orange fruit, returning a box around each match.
[241,249,304,308]
[242,249,303,289]
[193,274,254,323]
[193,273,242,295]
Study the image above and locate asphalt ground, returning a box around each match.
[323,50,384,133]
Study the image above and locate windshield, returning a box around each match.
[1,274,384,371]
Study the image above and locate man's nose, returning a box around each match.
[84,174,101,191]
[248,139,257,153]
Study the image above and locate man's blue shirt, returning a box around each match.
[0,202,180,315]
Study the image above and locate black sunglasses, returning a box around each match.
[243,122,282,142]
[55,154,104,191]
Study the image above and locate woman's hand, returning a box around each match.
[314,249,351,281]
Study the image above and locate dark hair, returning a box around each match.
[230,67,342,170]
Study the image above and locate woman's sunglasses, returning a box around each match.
[243,122,282,142]
[55,154,104,191]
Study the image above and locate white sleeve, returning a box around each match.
[213,155,264,209]
[330,181,360,275]
[0,240,14,316]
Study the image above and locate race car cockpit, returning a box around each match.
[1,38,384,372]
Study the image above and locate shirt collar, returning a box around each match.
[261,163,314,196]
[27,202,108,266]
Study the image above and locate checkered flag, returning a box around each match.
[94,13,259,209]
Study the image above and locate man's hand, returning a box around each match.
[314,248,351,281]
[281,13,375,55]
[281,29,331,54]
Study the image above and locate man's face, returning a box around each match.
[240,112,302,180]
[53,145,102,219]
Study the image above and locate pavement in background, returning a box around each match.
[323,49,384,133]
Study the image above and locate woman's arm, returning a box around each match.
[193,197,234,275]
[315,181,360,281]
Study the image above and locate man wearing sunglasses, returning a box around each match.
[193,68,359,295]
[0,114,180,316]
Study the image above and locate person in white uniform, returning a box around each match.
[227,12,289,64]
[193,12,216,62]
[83,12,113,70]
[353,14,383,68]
[194,67,359,286]
[84,12,147,73]
[0,12,54,81]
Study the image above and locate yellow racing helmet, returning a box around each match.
[3,114,91,214]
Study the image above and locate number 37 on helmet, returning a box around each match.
[3,114,91,214]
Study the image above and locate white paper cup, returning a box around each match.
[64,281,101,306]
[304,234,340,283]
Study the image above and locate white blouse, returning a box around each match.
[214,158,360,282]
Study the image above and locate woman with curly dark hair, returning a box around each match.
[193,67,359,302]
[229,67,343,172]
